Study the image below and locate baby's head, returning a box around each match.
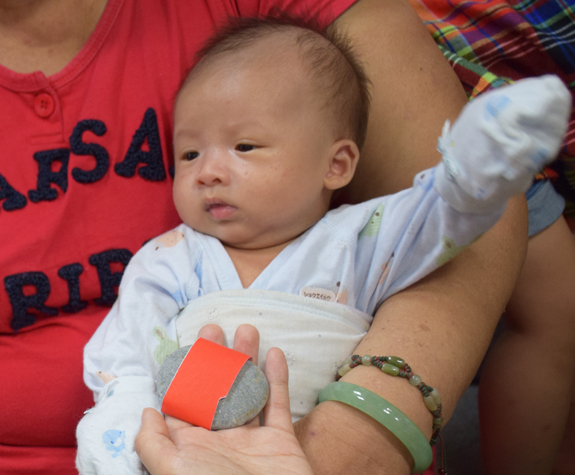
[173,16,371,250]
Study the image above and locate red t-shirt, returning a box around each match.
[0,0,356,473]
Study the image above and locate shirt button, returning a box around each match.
[34,93,55,118]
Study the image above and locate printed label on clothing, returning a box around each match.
[299,287,336,302]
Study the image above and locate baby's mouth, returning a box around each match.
[204,200,237,220]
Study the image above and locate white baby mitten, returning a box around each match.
[435,74,571,213]
[76,376,159,475]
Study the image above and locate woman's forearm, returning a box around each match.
[295,197,528,474]
[296,1,528,472]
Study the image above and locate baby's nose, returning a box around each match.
[196,152,227,186]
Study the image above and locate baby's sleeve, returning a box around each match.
[76,228,200,475]
[365,76,570,310]
[359,170,503,311]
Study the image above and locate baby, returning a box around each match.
[76,17,570,475]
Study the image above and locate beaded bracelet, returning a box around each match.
[319,382,433,474]
[337,354,444,446]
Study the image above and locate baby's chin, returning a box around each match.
[220,233,304,254]
[182,218,302,252]
[184,223,258,249]
[219,238,283,251]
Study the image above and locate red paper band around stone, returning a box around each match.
[161,338,250,429]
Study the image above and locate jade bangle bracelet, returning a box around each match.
[318,382,433,474]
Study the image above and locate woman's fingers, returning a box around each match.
[164,414,204,442]
[135,408,176,474]
[262,347,295,434]
[232,324,261,427]
[232,324,260,364]
[165,414,195,431]
[197,323,226,345]
[197,324,259,364]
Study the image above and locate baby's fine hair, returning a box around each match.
[190,15,372,151]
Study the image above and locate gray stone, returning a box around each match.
[157,344,269,430]
[157,345,190,401]
[211,360,269,430]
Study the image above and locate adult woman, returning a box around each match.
[0,0,525,473]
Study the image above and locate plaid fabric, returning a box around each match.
[410,0,575,214]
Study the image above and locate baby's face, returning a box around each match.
[173,43,338,250]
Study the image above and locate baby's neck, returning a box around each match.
[223,240,294,288]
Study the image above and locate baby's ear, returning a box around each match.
[324,139,360,190]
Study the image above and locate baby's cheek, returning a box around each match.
[172,185,191,217]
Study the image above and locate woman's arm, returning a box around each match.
[295,198,527,474]
[293,0,528,473]
[333,0,468,204]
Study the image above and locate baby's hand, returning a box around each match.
[437,75,571,207]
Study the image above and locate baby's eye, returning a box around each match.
[235,144,255,152]
[184,151,199,161]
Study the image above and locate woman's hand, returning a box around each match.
[135,324,314,475]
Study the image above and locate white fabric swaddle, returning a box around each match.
[176,289,371,420]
